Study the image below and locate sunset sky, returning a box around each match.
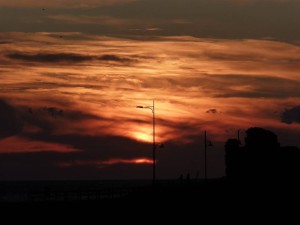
[1,0,300,180]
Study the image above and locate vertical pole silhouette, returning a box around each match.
[152,99,156,185]
[136,100,156,185]
[204,130,207,180]
[238,129,240,144]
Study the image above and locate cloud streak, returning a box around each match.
[47,15,137,26]
[0,0,295,8]
[7,53,93,63]
[0,0,136,8]
[58,158,153,168]
[0,100,23,139]
[6,53,135,64]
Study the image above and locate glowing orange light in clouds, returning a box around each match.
[103,158,153,165]
[58,158,153,168]
[132,131,152,143]
[133,158,153,164]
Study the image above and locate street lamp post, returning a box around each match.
[136,100,156,185]
[204,130,213,180]
[204,130,207,180]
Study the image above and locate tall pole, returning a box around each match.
[204,130,207,180]
[152,99,156,185]
[238,129,240,144]
[136,100,156,185]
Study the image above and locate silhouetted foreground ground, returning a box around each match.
[1,178,300,212]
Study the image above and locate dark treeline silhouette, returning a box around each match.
[225,127,300,183]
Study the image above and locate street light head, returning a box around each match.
[136,106,144,108]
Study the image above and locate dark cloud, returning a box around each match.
[0,0,136,8]
[22,109,60,133]
[212,75,300,98]
[0,131,225,180]
[23,133,149,158]
[0,102,67,136]
[6,53,93,63]
[281,106,300,124]
[204,52,260,62]
[0,150,151,180]
[37,107,99,121]
[140,74,300,99]
[195,75,300,99]
[97,54,134,62]
[0,81,106,93]
[6,53,135,64]
[62,109,100,121]
[41,107,64,117]
[0,100,23,139]
[206,109,218,114]
[0,132,154,179]
[21,105,101,133]
[1,0,300,41]
[203,51,300,64]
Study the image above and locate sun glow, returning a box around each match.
[132,131,153,143]
[133,158,153,164]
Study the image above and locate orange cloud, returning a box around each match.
[1,33,300,152]
[0,136,78,153]
[58,158,153,168]
[47,15,139,26]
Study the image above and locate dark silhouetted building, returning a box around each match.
[225,127,300,183]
